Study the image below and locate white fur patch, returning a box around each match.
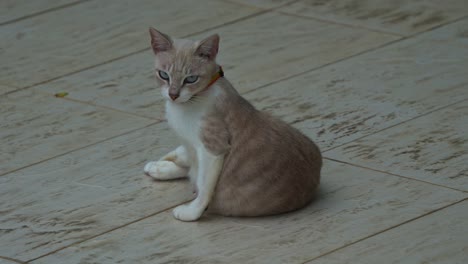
[144,161,187,180]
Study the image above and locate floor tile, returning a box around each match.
[0,0,258,88]
[32,160,466,264]
[0,0,78,25]
[281,0,468,36]
[0,90,153,175]
[35,12,397,120]
[0,257,23,264]
[0,123,192,261]
[307,200,468,264]
[326,101,468,191]
[246,19,468,150]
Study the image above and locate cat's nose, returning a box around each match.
[169,92,179,101]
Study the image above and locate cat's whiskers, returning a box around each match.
[187,94,208,104]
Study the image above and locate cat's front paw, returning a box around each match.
[173,203,203,221]
[144,161,187,180]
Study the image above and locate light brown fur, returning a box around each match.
[202,79,322,216]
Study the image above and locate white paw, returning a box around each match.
[144,161,186,180]
[173,203,203,221]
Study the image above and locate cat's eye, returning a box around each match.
[158,70,170,81]
[184,75,199,84]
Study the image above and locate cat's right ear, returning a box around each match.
[149,27,173,54]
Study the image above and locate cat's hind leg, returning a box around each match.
[144,146,190,180]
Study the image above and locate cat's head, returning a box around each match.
[149,27,220,103]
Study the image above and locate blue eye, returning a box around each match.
[184,75,198,84]
[158,70,170,81]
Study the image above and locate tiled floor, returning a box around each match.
[1,0,467,263]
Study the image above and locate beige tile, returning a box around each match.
[0,0,258,88]
[326,101,468,191]
[307,200,468,264]
[246,19,468,150]
[0,256,22,264]
[0,0,77,24]
[36,12,397,120]
[0,123,192,261]
[0,258,23,264]
[0,84,17,94]
[32,160,466,264]
[281,0,468,36]
[0,90,153,175]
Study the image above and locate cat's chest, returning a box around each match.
[166,101,209,146]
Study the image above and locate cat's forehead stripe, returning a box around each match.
[155,38,208,76]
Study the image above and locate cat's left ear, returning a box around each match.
[195,34,220,60]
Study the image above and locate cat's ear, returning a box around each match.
[149,27,173,54]
[195,34,220,60]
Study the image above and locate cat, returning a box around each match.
[144,27,322,221]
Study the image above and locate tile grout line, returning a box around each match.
[0,0,92,27]
[58,97,162,121]
[243,13,468,97]
[277,10,405,37]
[280,12,468,39]
[300,197,468,264]
[36,89,164,122]
[2,47,149,97]
[26,200,189,263]
[221,0,302,10]
[0,121,159,178]
[323,157,468,194]
[322,96,468,153]
[0,255,26,264]
[242,36,403,96]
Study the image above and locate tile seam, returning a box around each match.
[220,0,301,10]
[278,12,468,38]
[322,97,468,153]
[26,200,189,263]
[0,0,92,27]
[323,157,468,194]
[34,90,164,122]
[0,255,26,264]
[242,37,403,96]
[277,10,405,37]
[0,122,160,178]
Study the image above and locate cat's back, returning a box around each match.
[208,83,322,216]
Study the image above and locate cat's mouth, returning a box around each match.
[166,95,193,104]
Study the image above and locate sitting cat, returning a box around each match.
[144,28,322,221]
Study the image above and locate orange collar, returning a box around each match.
[204,66,224,91]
